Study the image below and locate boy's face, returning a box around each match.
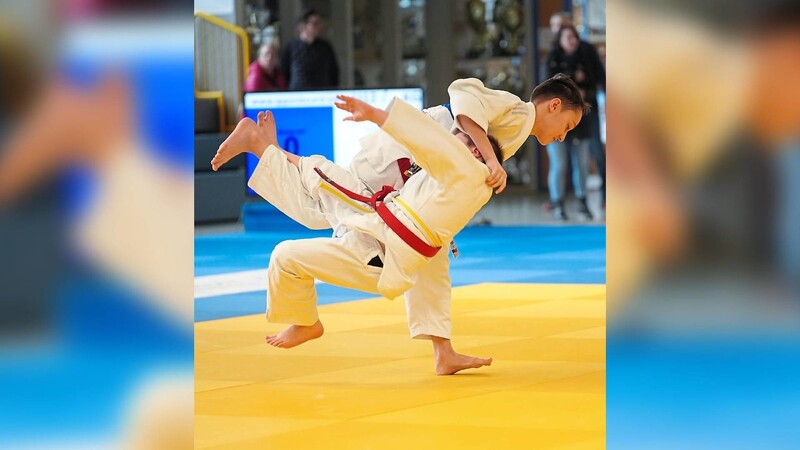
[454,131,485,162]
[534,99,583,145]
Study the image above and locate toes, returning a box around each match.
[475,358,491,367]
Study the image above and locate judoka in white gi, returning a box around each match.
[210,78,588,373]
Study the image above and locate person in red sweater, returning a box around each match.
[245,42,287,92]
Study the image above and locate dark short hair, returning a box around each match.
[530,73,591,116]
[487,135,503,163]
[299,9,320,24]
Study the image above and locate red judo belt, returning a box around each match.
[314,167,441,258]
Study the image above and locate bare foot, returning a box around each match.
[258,110,301,168]
[435,352,493,376]
[210,117,267,171]
[431,336,492,375]
[265,320,324,349]
[256,110,279,148]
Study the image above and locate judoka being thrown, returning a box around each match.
[241,96,507,347]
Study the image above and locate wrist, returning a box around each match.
[371,107,388,127]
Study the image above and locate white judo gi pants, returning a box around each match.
[266,229,452,340]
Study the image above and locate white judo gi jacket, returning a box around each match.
[263,99,493,330]
[339,98,493,299]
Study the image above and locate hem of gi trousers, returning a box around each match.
[410,326,451,340]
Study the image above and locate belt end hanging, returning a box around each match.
[449,241,459,259]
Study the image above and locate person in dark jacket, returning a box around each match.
[280,9,340,90]
[546,24,606,220]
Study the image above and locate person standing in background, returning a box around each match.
[546,24,605,220]
[281,9,340,90]
[245,42,287,92]
[548,12,607,210]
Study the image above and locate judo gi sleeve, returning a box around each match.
[381,98,487,187]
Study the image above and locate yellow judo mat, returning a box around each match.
[195,283,606,449]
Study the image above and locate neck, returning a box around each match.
[300,32,314,43]
[531,102,545,136]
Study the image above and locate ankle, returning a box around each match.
[431,336,455,357]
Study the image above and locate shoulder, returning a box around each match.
[449,77,484,89]
[318,39,335,49]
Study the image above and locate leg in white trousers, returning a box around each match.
[266,229,452,340]
[266,232,383,326]
[404,249,452,340]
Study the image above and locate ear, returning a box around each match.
[549,98,562,112]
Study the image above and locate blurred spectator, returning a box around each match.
[281,9,340,90]
[546,25,606,220]
[606,0,800,307]
[0,5,194,447]
[549,11,572,35]
[245,41,287,92]
[549,13,607,208]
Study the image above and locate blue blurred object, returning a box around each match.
[608,333,800,450]
[61,56,194,171]
[0,272,192,445]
